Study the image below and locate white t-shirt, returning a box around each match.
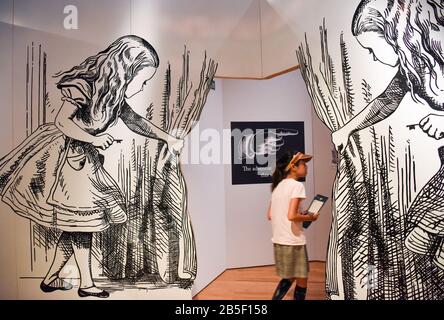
[270,178,306,246]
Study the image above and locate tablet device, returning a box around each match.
[303,194,328,229]
[307,194,329,214]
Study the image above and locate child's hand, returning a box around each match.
[93,133,115,150]
[309,212,320,221]
[419,114,444,140]
[167,137,184,155]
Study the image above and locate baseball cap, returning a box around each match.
[285,152,313,172]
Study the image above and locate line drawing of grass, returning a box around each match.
[97,48,217,288]
[296,19,442,299]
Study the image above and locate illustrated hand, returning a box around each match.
[167,137,184,155]
[93,133,115,150]
[332,127,351,152]
[419,114,444,140]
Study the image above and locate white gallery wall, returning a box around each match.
[310,110,335,261]
[0,0,222,300]
[0,0,335,299]
[0,0,18,299]
[181,79,226,296]
[267,0,444,300]
[222,70,318,268]
[2,0,441,301]
[179,70,334,294]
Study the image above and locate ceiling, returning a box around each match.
[1,0,308,78]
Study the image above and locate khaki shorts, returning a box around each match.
[273,243,309,279]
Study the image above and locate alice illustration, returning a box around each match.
[0,35,183,298]
[332,0,444,269]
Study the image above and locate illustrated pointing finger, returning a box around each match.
[419,117,429,127]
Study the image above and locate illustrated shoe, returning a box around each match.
[40,278,73,293]
[78,286,110,298]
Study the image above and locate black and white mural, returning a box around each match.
[231,121,305,185]
[296,0,443,299]
[0,33,217,298]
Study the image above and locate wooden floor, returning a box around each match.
[194,262,326,300]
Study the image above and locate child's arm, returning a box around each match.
[55,102,114,150]
[287,198,319,222]
[267,202,272,221]
[119,103,184,154]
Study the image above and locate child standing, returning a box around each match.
[267,151,319,300]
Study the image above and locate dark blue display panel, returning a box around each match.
[231,121,305,185]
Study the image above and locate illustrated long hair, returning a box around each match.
[55,35,159,123]
[352,0,444,104]
[271,150,295,191]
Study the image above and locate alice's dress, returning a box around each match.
[0,78,127,232]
